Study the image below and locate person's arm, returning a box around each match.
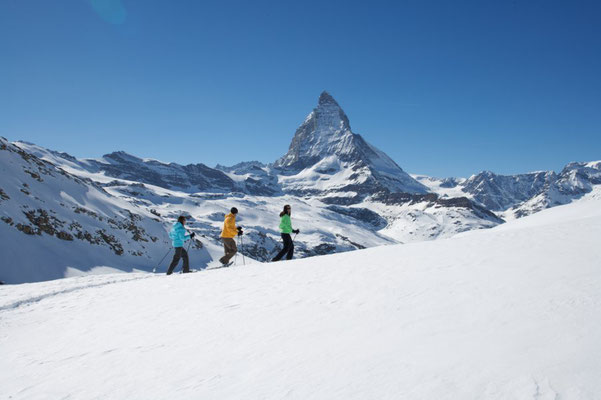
[288,215,300,234]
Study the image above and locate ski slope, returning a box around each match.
[1,193,601,399]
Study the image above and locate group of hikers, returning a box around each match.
[166,204,300,275]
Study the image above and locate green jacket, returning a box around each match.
[279,214,293,234]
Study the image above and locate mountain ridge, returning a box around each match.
[2,91,599,283]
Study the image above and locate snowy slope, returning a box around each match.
[412,174,467,198]
[2,138,399,284]
[0,138,188,283]
[5,135,500,284]
[1,192,600,399]
[6,136,598,285]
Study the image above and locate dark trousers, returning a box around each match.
[167,247,189,275]
[272,233,294,261]
[219,237,237,264]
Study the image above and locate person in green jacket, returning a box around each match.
[272,204,300,261]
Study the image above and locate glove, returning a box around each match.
[294,229,300,234]
[190,232,196,238]
[237,226,243,236]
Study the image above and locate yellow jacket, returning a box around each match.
[220,213,238,238]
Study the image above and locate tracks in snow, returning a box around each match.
[0,274,155,312]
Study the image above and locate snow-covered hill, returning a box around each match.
[2,135,505,284]
[0,138,178,283]
[2,192,600,399]
[1,137,400,283]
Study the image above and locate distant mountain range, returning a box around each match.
[1,91,599,283]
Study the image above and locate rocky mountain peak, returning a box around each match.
[312,91,351,132]
[274,92,354,170]
[318,91,339,107]
[274,92,428,196]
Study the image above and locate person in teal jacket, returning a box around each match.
[272,204,300,261]
[166,216,195,275]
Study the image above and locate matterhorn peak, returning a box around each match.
[274,92,353,169]
[274,91,428,196]
[318,91,339,107]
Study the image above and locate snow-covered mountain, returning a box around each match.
[2,92,599,284]
[88,151,238,193]
[274,91,427,201]
[460,170,557,211]
[2,137,401,283]
[2,191,600,398]
[455,161,601,218]
[0,138,178,283]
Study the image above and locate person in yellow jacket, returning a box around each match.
[219,207,242,266]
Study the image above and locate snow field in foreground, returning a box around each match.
[1,196,601,399]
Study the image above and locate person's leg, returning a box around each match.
[181,248,190,272]
[220,238,237,264]
[230,239,238,259]
[285,235,294,260]
[219,239,228,264]
[272,233,291,262]
[167,247,182,275]
[219,238,235,264]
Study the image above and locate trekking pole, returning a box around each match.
[267,246,279,261]
[152,248,172,273]
[240,234,246,265]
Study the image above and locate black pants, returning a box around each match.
[272,233,294,261]
[167,247,189,275]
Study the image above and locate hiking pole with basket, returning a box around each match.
[235,227,246,266]
[152,248,172,273]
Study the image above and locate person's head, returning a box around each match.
[280,204,291,217]
[230,207,238,215]
[177,216,186,225]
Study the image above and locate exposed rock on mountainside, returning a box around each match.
[89,151,237,193]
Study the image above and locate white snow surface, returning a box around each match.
[2,195,601,399]
[412,174,467,198]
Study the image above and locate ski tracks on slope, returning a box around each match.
[484,376,559,400]
[0,273,155,312]
[0,262,258,313]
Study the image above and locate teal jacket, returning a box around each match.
[169,222,190,247]
[279,214,293,234]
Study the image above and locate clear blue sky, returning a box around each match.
[1,0,600,177]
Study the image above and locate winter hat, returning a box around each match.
[230,207,238,214]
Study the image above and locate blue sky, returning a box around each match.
[1,0,600,177]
